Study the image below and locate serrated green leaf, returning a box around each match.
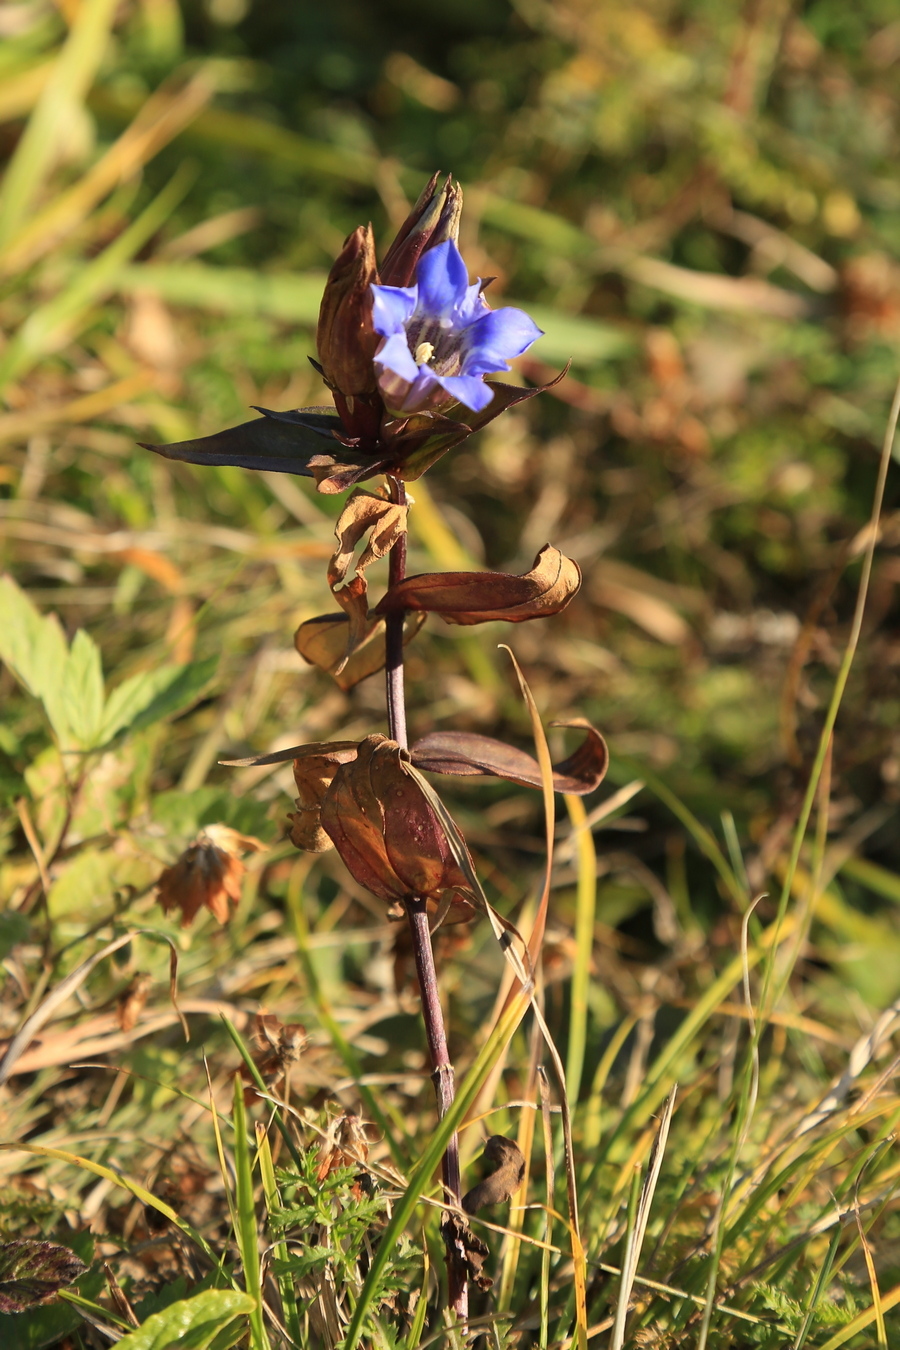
[122,657,218,736]
[62,628,105,749]
[99,658,216,744]
[0,574,71,743]
[111,1290,255,1350]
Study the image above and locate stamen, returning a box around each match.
[414,341,435,366]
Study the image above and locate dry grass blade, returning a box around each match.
[0,931,136,1086]
[854,1203,887,1350]
[610,1087,677,1350]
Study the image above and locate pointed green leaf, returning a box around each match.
[62,628,105,749]
[0,574,71,743]
[109,1290,255,1350]
[99,658,216,743]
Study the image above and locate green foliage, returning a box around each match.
[109,1289,255,1350]
[0,574,216,751]
[3,1,900,1348]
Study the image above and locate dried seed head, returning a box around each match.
[156,824,266,926]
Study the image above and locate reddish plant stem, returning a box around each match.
[385,475,468,1321]
[385,478,408,749]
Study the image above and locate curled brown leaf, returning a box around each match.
[374,544,581,625]
[462,1136,526,1215]
[286,741,360,852]
[445,1215,492,1290]
[327,488,408,670]
[411,719,608,796]
[294,610,426,689]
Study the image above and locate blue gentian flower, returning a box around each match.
[370,240,544,416]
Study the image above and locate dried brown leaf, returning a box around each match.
[462,1136,526,1214]
[327,489,408,669]
[294,610,426,689]
[375,544,581,624]
[243,1012,307,1102]
[411,719,608,795]
[445,1215,492,1291]
[116,972,153,1033]
[287,741,360,851]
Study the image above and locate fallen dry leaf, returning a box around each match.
[116,972,153,1033]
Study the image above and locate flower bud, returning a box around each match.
[320,734,472,905]
[379,172,463,287]
[315,224,384,446]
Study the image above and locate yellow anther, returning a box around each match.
[414,341,435,365]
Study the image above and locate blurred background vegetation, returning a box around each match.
[3,0,900,1344]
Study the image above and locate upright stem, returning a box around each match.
[385,475,468,1321]
[385,477,408,750]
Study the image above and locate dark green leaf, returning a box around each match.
[142,406,356,477]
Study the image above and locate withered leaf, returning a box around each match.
[445,1215,492,1291]
[286,741,361,852]
[327,489,408,670]
[411,719,609,796]
[0,1240,86,1313]
[316,1111,370,1182]
[391,367,570,483]
[243,1012,307,1102]
[253,1012,307,1065]
[117,972,153,1032]
[320,734,476,912]
[221,739,360,769]
[295,610,425,689]
[309,370,568,492]
[375,544,581,625]
[462,1136,526,1215]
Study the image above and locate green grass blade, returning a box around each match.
[231,1075,270,1350]
[0,0,119,246]
[564,793,597,1105]
[256,1123,302,1349]
[0,161,194,391]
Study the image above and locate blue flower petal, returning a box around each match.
[401,366,442,411]
[435,373,496,412]
[415,241,470,318]
[455,280,490,326]
[371,285,418,338]
[374,332,420,382]
[461,307,544,375]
